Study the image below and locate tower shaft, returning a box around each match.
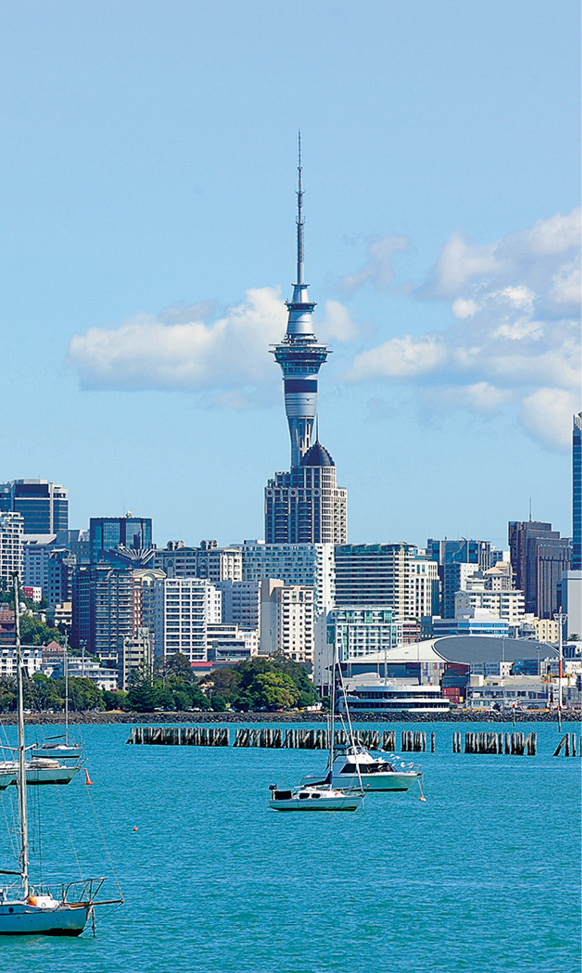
[270,136,330,469]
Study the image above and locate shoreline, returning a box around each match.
[1,710,580,726]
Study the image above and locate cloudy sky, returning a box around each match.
[1,0,580,551]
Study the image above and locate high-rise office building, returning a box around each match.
[0,479,68,535]
[242,540,335,615]
[265,444,347,544]
[153,577,221,663]
[0,511,24,582]
[508,520,570,618]
[89,514,152,563]
[334,543,438,621]
[265,141,347,543]
[427,538,492,618]
[573,413,582,571]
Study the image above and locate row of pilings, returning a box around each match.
[127,726,395,750]
[455,731,538,755]
[127,725,578,755]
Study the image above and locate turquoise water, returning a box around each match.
[0,721,580,973]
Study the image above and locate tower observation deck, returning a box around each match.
[270,136,330,469]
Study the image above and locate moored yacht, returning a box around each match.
[302,743,421,792]
[268,783,363,811]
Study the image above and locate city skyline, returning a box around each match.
[1,2,579,551]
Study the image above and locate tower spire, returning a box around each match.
[270,137,330,468]
[296,131,304,286]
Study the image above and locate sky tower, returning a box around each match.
[270,135,330,469]
[264,139,347,545]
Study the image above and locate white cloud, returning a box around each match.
[348,335,447,380]
[452,297,478,319]
[344,208,581,451]
[318,300,358,341]
[69,287,286,396]
[425,232,498,297]
[520,388,581,450]
[424,382,513,413]
[340,234,409,295]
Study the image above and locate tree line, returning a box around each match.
[0,653,321,714]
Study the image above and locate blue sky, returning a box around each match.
[1,0,580,551]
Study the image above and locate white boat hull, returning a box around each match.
[332,771,419,792]
[0,763,80,786]
[0,900,90,936]
[269,786,363,811]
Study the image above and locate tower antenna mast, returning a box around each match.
[296,131,304,286]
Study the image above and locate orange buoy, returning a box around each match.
[133,826,138,832]
[84,769,94,785]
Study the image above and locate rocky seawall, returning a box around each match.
[0,709,580,726]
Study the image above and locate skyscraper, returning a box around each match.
[89,514,152,563]
[265,139,347,543]
[573,413,582,571]
[0,479,68,535]
[508,520,570,618]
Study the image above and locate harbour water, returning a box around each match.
[1,721,580,973]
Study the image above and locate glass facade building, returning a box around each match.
[0,479,68,534]
[573,413,582,571]
[89,516,152,563]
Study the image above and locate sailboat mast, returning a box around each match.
[14,574,29,898]
[64,631,69,746]
[329,640,337,775]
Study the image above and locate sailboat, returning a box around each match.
[0,575,120,936]
[0,629,81,788]
[31,634,83,763]
[268,642,364,812]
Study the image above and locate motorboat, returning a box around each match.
[302,743,421,793]
[268,783,363,812]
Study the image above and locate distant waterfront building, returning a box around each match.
[508,520,570,618]
[454,588,525,626]
[314,605,402,690]
[72,563,135,657]
[334,543,438,621]
[573,413,582,570]
[153,540,243,582]
[427,538,492,617]
[194,540,243,583]
[23,542,76,608]
[265,445,347,545]
[89,514,153,563]
[0,479,68,535]
[264,141,347,544]
[259,579,315,665]
[153,577,221,664]
[153,542,197,578]
[432,609,509,639]
[0,511,24,582]
[242,540,334,614]
[216,579,262,632]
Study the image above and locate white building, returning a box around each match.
[260,579,315,665]
[216,579,261,632]
[466,674,555,710]
[207,623,258,663]
[242,541,334,614]
[334,543,438,620]
[0,511,24,582]
[153,578,222,663]
[120,627,155,690]
[454,588,525,626]
[0,645,42,678]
